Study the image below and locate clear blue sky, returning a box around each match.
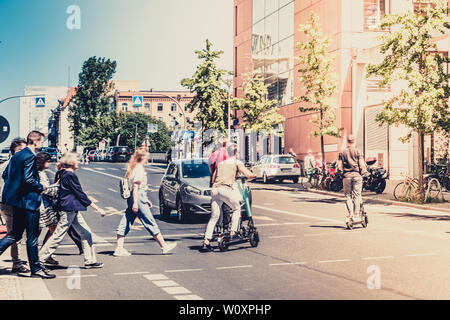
[0,0,233,147]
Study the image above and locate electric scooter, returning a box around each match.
[346,200,368,230]
[216,176,259,251]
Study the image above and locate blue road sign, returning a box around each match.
[133,96,143,106]
[35,97,46,107]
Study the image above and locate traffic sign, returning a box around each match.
[0,116,10,144]
[147,123,158,133]
[35,97,45,107]
[133,96,143,106]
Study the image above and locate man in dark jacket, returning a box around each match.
[0,131,56,279]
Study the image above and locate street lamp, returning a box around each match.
[0,94,44,105]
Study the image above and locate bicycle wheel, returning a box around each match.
[426,178,441,200]
[393,182,410,200]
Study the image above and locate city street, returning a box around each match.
[4,162,447,300]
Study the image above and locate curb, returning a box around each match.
[306,188,450,214]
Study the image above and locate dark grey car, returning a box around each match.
[158,158,252,223]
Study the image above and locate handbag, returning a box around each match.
[119,177,132,199]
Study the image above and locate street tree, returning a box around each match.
[232,74,285,133]
[69,56,117,144]
[181,39,231,135]
[366,0,450,197]
[295,11,343,174]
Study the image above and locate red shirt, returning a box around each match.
[209,147,229,170]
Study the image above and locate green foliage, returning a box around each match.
[366,0,450,141]
[232,74,285,133]
[69,56,117,141]
[295,12,342,139]
[181,39,231,133]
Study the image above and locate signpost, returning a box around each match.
[0,116,10,144]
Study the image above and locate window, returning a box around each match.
[158,103,163,112]
[171,103,177,112]
[363,0,387,31]
[185,103,190,112]
[144,103,150,111]
[235,5,238,36]
[121,103,128,112]
[252,0,265,24]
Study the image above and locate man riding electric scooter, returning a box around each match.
[202,144,256,252]
[337,134,369,227]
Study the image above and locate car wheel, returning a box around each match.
[263,173,268,184]
[176,197,187,223]
[159,191,171,218]
[292,177,299,184]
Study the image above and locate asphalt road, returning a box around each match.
[37,162,450,300]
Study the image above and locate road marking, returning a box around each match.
[144,274,168,281]
[165,268,204,273]
[269,262,306,266]
[94,168,105,171]
[405,253,437,257]
[283,222,310,225]
[153,280,180,287]
[304,233,329,237]
[107,188,116,193]
[174,295,204,300]
[362,256,394,260]
[262,203,275,205]
[162,286,192,295]
[268,235,294,239]
[253,205,342,223]
[58,274,98,279]
[253,216,275,221]
[114,271,150,276]
[216,265,253,270]
[318,259,351,263]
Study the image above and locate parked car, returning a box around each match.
[108,146,131,163]
[105,147,113,162]
[0,148,9,163]
[251,155,301,184]
[88,150,96,161]
[40,147,59,162]
[159,158,252,223]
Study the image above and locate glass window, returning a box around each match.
[144,103,150,111]
[171,103,177,112]
[252,20,265,52]
[158,103,163,111]
[185,103,190,112]
[264,12,279,47]
[277,36,294,73]
[364,0,387,31]
[264,56,278,79]
[278,69,293,106]
[265,0,278,17]
[275,156,295,164]
[264,77,278,101]
[253,0,265,24]
[278,2,294,41]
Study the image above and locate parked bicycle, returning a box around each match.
[393,175,443,202]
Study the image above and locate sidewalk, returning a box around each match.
[0,246,53,300]
[299,177,450,214]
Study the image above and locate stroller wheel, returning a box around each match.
[346,219,353,230]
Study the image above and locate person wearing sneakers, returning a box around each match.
[39,152,105,269]
[337,134,368,225]
[114,147,176,257]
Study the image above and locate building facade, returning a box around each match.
[234,0,449,179]
[19,86,69,145]
[114,90,197,130]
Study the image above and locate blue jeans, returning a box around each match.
[0,207,41,273]
[116,189,160,237]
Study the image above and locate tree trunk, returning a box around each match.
[321,135,326,176]
[417,129,425,196]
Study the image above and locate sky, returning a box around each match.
[0,0,233,148]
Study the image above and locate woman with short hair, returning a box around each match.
[39,152,105,269]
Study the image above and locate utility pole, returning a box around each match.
[134,123,138,151]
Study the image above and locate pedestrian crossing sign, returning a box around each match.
[133,96,143,106]
[35,97,45,107]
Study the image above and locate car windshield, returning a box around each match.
[275,157,295,164]
[181,161,211,179]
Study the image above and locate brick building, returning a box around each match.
[233,0,449,178]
